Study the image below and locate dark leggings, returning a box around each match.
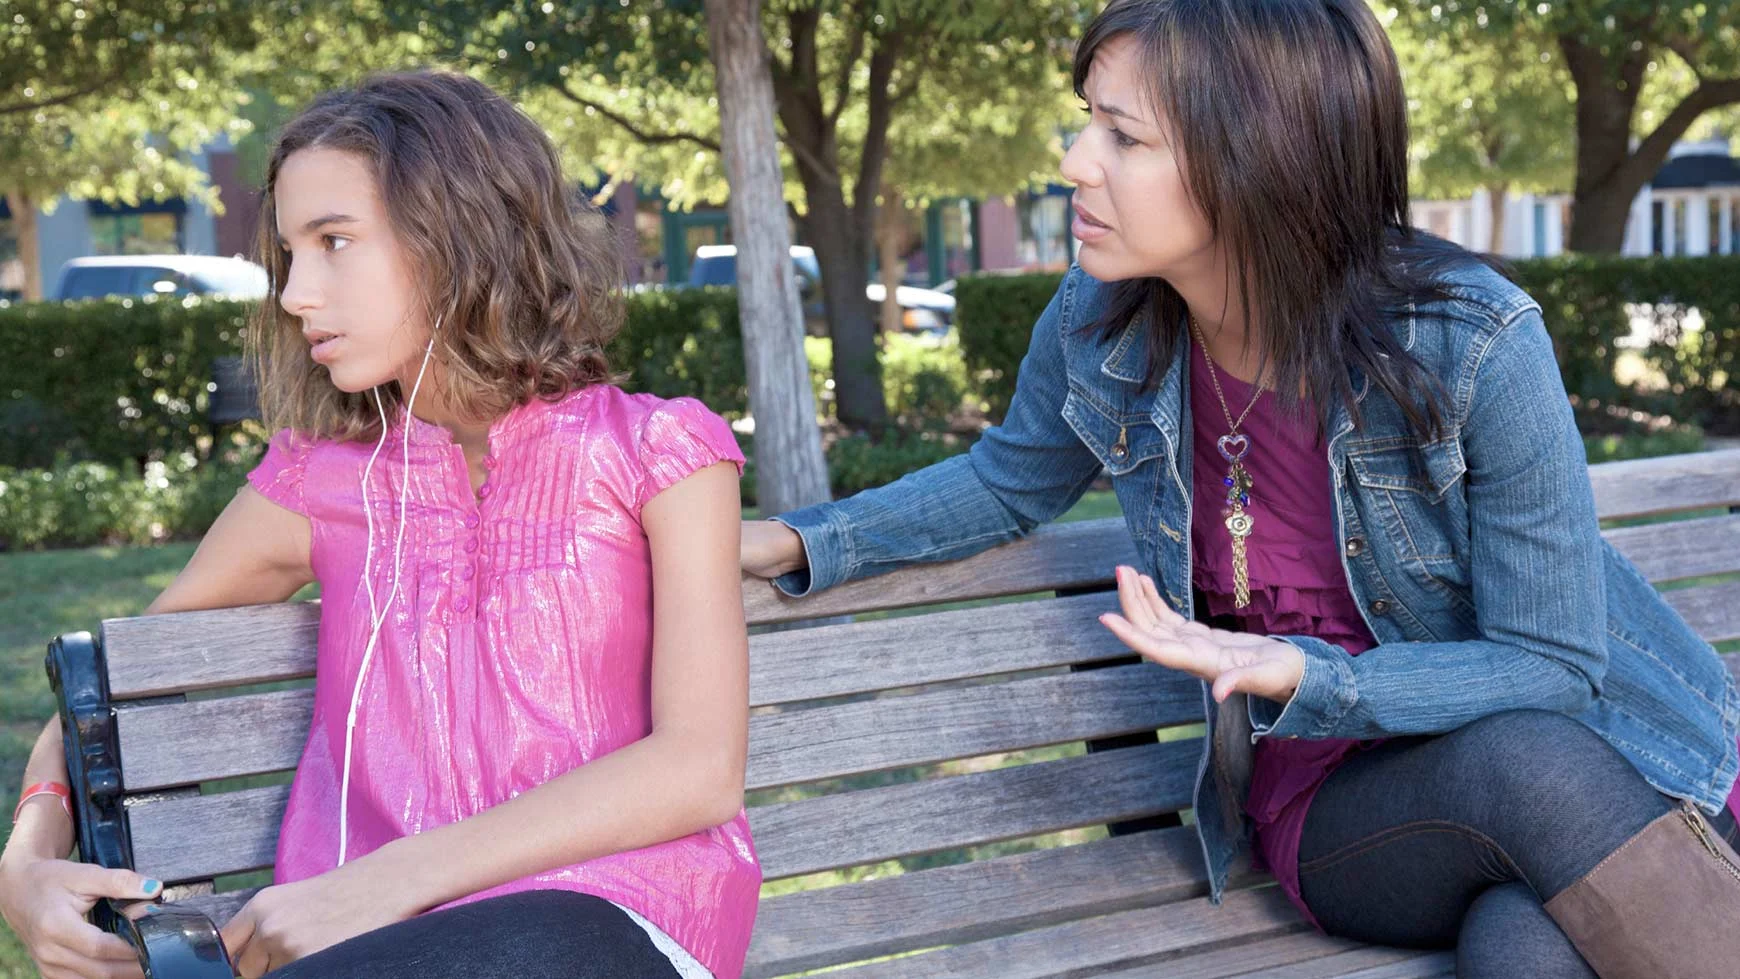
[266,890,684,978]
[1296,709,1740,979]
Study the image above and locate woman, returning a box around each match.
[742,1,1740,975]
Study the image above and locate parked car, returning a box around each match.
[52,255,269,302]
[685,244,955,337]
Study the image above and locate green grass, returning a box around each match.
[0,543,200,974]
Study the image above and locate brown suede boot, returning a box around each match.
[1544,800,1740,978]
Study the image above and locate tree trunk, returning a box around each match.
[800,178,887,432]
[1485,182,1508,255]
[769,13,902,434]
[703,0,830,513]
[7,191,43,300]
[1566,181,1638,254]
[1562,72,1644,254]
[877,194,907,334]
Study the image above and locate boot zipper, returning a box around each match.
[1680,800,1740,886]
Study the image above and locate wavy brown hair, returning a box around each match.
[250,70,624,441]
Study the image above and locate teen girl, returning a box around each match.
[2,71,759,979]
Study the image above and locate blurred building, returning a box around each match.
[1411,138,1740,258]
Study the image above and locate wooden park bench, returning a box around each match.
[48,447,1740,977]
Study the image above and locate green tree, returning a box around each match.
[2,1,427,299]
[1387,10,1574,252]
[2,0,262,298]
[1393,0,1740,253]
[396,0,1084,431]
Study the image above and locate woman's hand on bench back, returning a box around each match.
[740,519,806,580]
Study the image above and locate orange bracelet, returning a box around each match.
[12,782,73,824]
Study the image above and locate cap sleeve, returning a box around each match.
[636,397,745,510]
[247,429,314,516]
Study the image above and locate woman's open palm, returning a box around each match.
[1098,566,1305,704]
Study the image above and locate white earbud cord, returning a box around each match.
[338,322,439,866]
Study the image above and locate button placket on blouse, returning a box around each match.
[455,450,493,616]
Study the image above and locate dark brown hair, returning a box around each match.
[250,70,624,440]
[1076,0,1497,438]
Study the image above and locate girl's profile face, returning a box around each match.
[1060,35,1215,284]
[275,147,432,395]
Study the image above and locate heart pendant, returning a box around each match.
[1217,434,1250,462]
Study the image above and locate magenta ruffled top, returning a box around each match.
[1188,343,1376,928]
[1188,342,1740,926]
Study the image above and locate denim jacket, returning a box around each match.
[771,262,1740,905]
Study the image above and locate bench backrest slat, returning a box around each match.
[117,661,1200,795]
[127,738,1199,884]
[1587,448,1740,520]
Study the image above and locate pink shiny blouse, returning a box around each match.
[246,384,761,978]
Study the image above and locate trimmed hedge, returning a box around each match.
[1510,256,1740,432]
[953,256,1740,432]
[0,288,977,469]
[0,291,753,471]
[0,297,253,469]
[0,451,257,551]
[953,273,1068,422]
[5,254,1733,549]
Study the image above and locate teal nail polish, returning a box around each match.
[143,879,162,895]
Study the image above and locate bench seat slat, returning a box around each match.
[748,664,1196,790]
[131,784,288,883]
[746,827,1213,976]
[1233,948,1457,979]
[748,591,1128,705]
[742,520,1141,626]
[103,589,1131,706]
[117,690,311,792]
[1087,933,1389,979]
[118,662,1199,794]
[819,886,1306,979]
[104,603,320,699]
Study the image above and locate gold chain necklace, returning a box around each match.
[1190,315,1264,609]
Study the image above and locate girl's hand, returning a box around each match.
[0,855,155,979]
[219,860,421,977]
[1098,565,1306,705]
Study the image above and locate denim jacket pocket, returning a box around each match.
[1345,438,1471,591]
[1062,386,1167,543]
[1062,387,1164,476]
[1346,437,1465,500]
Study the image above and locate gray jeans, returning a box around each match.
[1296,709,1740,979]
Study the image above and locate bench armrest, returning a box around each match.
[96,899,235,979]
[47,632,236,978]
